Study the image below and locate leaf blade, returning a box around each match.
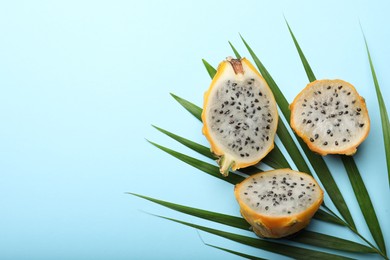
[130,193,375,254]
[202,59,217,79]
[362,31,390,187]
[342,155,387,255]
[170,93,202,121]
[147,140,244,184]
[285,18,316,82]
[160,216,354,260]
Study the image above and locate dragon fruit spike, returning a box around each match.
[234,169,324,238]
[202,57,278,176]
[290,79,370,156]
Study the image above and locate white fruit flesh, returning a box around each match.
[204,58,278,166]
[238,170,322,216]
[290,79,369,155]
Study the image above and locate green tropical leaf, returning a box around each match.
[130,193,375,254]
[147,140,244,184]
[152,125,214,159]
[342,155,387,255]
[152,125,263,174]
[159,216,354,260]
[285,18,316,82]
[239,35,356,230]
[206,243,268,260]
[362,30,390,187]
[202,59,217,78]
[314,208,345,226]
[229,41,242,59]
[286,20,387,257]
[170,93,202,121]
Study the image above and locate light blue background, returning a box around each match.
[0,0,389,259]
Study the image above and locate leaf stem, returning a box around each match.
[322,204,388,259]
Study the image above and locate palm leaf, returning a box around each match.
[147,140,244,184]
[239,35,356,229]
[362,30,390,187]
[170,93,202,121]
[314,208,344,226]
[159,216,354,260]
[130,193,375,254]
[229,41,242,59]
[286,20,387,256]
[205,244,267,260]
[202,59,217,78]
[342,155,387,255]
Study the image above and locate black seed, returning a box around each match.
[315,118,319,121]
[343,138,347,142]
[327,86,331,90]
[298,195,303,198]
[310,138,314,142]
[323,102,328,106]
[357,107,361,112]
[321,110,326,114]
[336,101,340,105]
[266,125,270,130]
[315,134,319,139]
[307,120,312,124]
[259,92,263,96]
[224,110,230,115]
[219,110,223,114]
[240,154,245,157]
[338,85,343,89]
[229,120,234,124]
[318,91,322,94]
[327,129,331,134]
[339,111,343,115]
[302,119,307,124]
[245,153,249,157]
[235,125,240,129]
[265,206,269,210]
[323,141,328,146]
[352,100,356,104]
[344,104,349,108]
[359,123,365,127]
[236,106,240,110]
[302,104,306,107]
[356,112,361,116]
[345,111,349,114]
[254,99,259,103]
[257,106,261,110]
[347,92,351,95]
[232,83,237,87]
[335,141,339,146]
[224,101,228,105]
[330,114,336,118]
